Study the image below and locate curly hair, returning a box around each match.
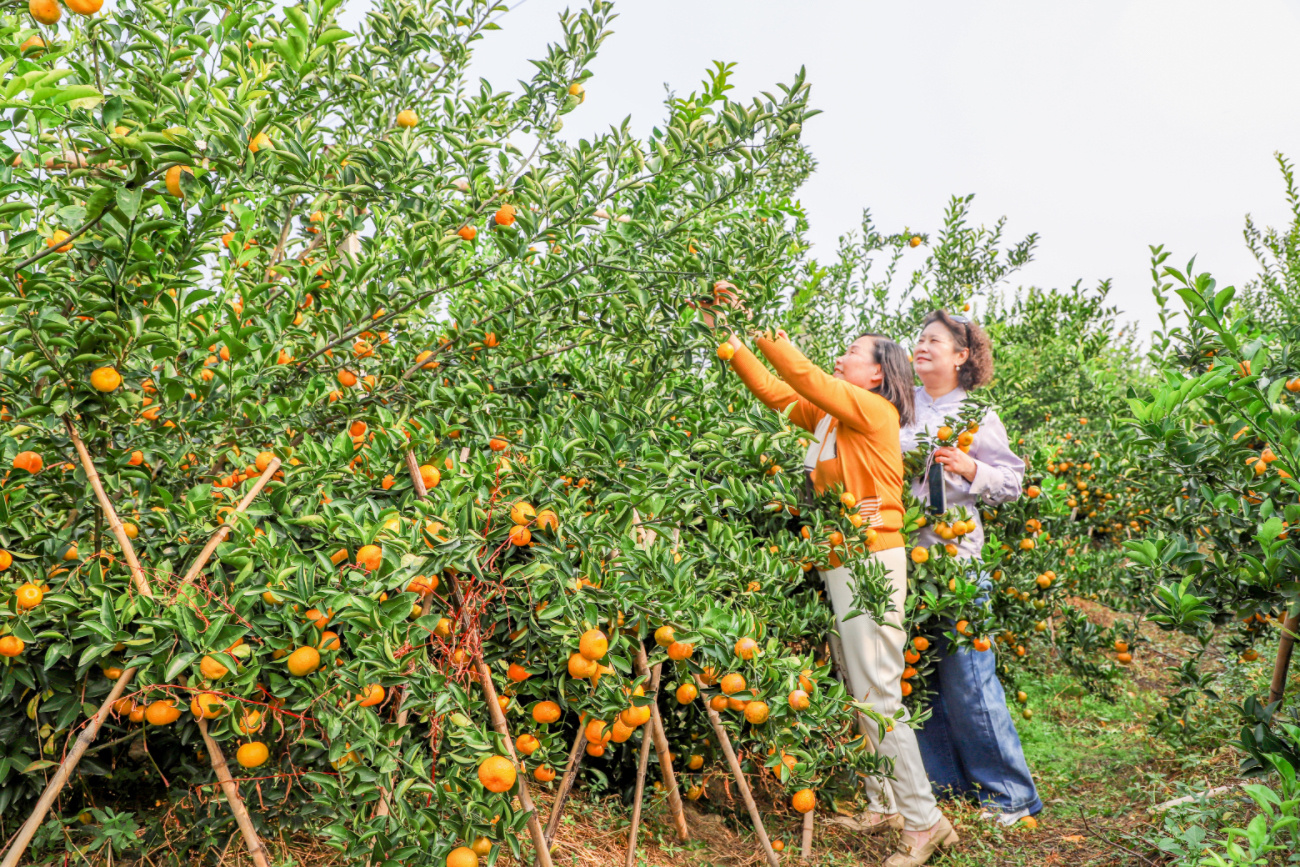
[922,309,994,390]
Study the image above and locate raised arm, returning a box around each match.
[727,338,823,432]
[755,334,897,433]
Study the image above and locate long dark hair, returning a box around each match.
[861,333,915,427]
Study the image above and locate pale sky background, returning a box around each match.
[342,0,1300,337]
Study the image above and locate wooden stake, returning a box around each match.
[0,671,134,867]
[693,674,779,867]
[1269,609,1300,706]
[198,719,271,867]
[405,451,553,867]
[545,725,587,843]
[65,419,151,597]
[635,645,689,840]
[176,457,281,592]
[801,809,814,861]
[624,663,663,867]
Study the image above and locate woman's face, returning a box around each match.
[913,322,969,382]
[834,336,883,391]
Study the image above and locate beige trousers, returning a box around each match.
[821,547,942,831]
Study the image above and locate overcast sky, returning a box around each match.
[346,0,1300,336]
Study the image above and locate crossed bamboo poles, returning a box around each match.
[0,420,282,867]
[0,423,814,867]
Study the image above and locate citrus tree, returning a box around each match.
[0,0,925,862]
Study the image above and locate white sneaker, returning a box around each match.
[978,807,1031,826]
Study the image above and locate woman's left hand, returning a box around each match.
[934,446,978,482]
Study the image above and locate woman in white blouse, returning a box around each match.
[843,309,1042,830]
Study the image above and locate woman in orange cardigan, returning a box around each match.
[726,330,958,867]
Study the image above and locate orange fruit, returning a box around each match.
[357,684,385,707]
[510,502,537,525]
[772,840,785,853]
[446,846,479,867]
[286,646,321,676]
[744,701,770,724]
[236,742,269,769]
[675,683,698,704]
[457,225,477,242]
[1117,652,1132,664]
[568,652,598,679]
[534,764,556,782]
[791,789,815,813]
[338,369,358,388]
[901,680,913,697]
[667,641,694,661]
[787,689,810,711]
[516,734,540,755]
[236,710,263,735]
[16,582,43,610]
[1113,640,1129,653]
[973,637,991,652]
[190,692,225,719]
[507,663,530,682]
[720,673,745,695]
[29,0,61,25]
[165,165,193,197]
[709,695,729,712]
[89,366,122,392]
[508,525,531,546]
[584,718,612,745]
[532,701,562,724]
[734,637,758,660]
[1026,485,1041,498]
[355,544,382,571]
[199,655,229,680]
[654,625,675,647]
[249,131,272,153]
[913,636,930,652]
[19,35,45,55]
[716,342,735,360]
[477,755,516,792]
[620,703,651,728]
[0,635,24,657]
[578,629,608,661]
[13,451,43,473]
[494,204,516,226]
[910,547,929,564]
[470,837,492,858]
[396,109,418,128]
[909,235,922,247]
[419,464,441,489]
[585,741,606,757]
[144,700,181,725]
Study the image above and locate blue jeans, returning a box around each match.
[915,631,1043,816]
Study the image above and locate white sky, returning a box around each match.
[343,0,1300,336]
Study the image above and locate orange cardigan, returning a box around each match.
[730,336,905,553]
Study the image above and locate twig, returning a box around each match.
[1076,807,1159,867]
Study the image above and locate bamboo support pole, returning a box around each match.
[198,719,272,867]
[1269,609,1300,706]
[624,662,663,867]
[801,809,814,861]
[634,645,689,840]
[545,726,587,843]
[176,457,281,591]
[404,450,553,867]
[5,423,274,867]
[692,674,779,867]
